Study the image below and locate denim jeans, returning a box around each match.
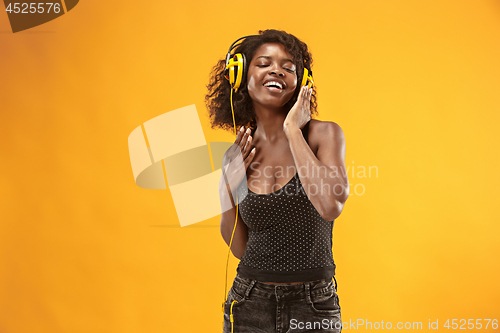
[223,274,342,333]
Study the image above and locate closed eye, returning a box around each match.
[257,65,295,73]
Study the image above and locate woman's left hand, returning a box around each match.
[283,85,312,138]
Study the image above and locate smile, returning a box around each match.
[263,81,284,93]
[263,81,284,89]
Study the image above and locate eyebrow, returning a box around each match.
[256,55,294,64]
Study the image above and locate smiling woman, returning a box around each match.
[206,30,349,333]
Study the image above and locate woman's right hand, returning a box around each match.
[221,126,257,195]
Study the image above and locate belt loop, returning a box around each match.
[245,279,256,298]
[304,282,312,304]
[333,276,338,292]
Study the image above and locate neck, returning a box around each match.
[253,103,288,144]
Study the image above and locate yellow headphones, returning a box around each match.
[224,35,314,92]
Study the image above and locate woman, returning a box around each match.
[207,29,349,333]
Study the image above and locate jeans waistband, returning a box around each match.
[233,273,337,303]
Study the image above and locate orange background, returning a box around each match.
[1,0,499,332]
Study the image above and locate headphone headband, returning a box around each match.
[227,35,258,53]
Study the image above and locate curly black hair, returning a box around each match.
[206,29,318,133]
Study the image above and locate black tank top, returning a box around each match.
[235,121,336,283]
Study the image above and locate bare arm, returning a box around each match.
[220,208,248,260]
[285,121,349,221]
[283,86,349,221]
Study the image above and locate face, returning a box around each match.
[246,43,298,110]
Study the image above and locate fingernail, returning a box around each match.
[240,127,244,132]
[246,128,251,133]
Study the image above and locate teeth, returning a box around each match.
[264,81,283,89]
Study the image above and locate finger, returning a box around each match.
[297,85,304,102]
[240,127,251,150]
[242,135,253,159]
[301,85,307,100]
[234,126,245,145]
[239,127,251,150]
[302,87,309,109]
[306,87,312,107]
[244,147,257,169]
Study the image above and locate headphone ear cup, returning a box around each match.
[301,68,308,88]
[227,53,246,92]
[233,53,246,92]
[300,67,314,89]
[240,53,247,89]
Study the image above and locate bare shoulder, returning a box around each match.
[309,119,346,146]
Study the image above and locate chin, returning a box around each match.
[260,96,291,109]
[263,102,289,111]
[250,91,294,111]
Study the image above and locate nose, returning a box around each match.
[269,64,285,77]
